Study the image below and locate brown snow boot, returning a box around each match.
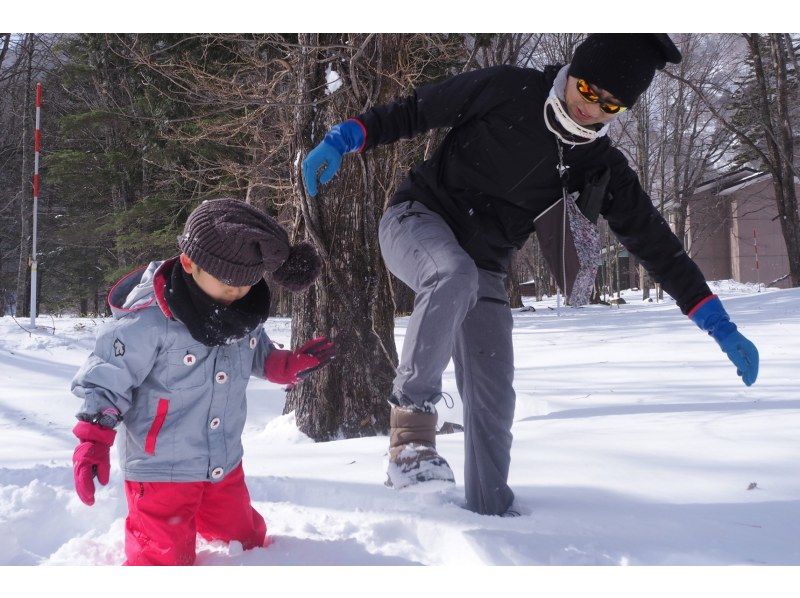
[386,404,455,491]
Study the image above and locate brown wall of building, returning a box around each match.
[730,180,793,288]
[685,178,798,289]
[685,191,732,282]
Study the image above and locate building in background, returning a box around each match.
[674,169,798,290]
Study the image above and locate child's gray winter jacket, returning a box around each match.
[71,258,275,483]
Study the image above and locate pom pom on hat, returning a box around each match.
[270,241,323,292]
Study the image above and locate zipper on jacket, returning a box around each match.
[144,398,170,455]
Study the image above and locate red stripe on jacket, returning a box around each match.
[144,398,170,455]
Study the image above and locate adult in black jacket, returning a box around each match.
[302,34,759,516]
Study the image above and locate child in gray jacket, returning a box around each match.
[70,198,334,565]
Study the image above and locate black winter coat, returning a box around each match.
[356,64,711,315]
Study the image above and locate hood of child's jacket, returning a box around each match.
[107,259,175,318]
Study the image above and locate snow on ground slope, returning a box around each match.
[0,282,798,565]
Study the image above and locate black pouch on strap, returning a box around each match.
[575,166,610,225]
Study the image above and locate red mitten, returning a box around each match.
[72,421,116,506]
[264,337,336,385]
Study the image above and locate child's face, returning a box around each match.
[179,254,253,305]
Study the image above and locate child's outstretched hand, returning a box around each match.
[264,337,336,387]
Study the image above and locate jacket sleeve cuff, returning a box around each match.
[687,294,718,319]
[351,118,367,153]
[73,387,127,421]
[342,118,367,153]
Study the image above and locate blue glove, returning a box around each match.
[302,119,365,197]
[690,296,759,386]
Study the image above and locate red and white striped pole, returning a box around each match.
[753,228,761,292]
[30,82,42,327]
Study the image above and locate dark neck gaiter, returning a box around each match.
[165,261,271,347]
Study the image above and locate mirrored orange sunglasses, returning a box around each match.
[576,79,627,115]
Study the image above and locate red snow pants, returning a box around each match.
[123,463,267,566]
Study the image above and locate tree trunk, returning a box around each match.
[389,273,415,316]
[639,263,650,300]
[284,34,398,441]
[506,250,523,308]
[269,287,292,318]
[768,34,800,286]
[747,34,800,286]
[110,186,128,270]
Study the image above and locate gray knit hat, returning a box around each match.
[178,198,322,291]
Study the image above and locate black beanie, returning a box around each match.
[178,198,322,291]
[568,34,682,107]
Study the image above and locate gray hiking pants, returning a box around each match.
[378,201,516,515]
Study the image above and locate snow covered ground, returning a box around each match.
[0,281,798,566]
